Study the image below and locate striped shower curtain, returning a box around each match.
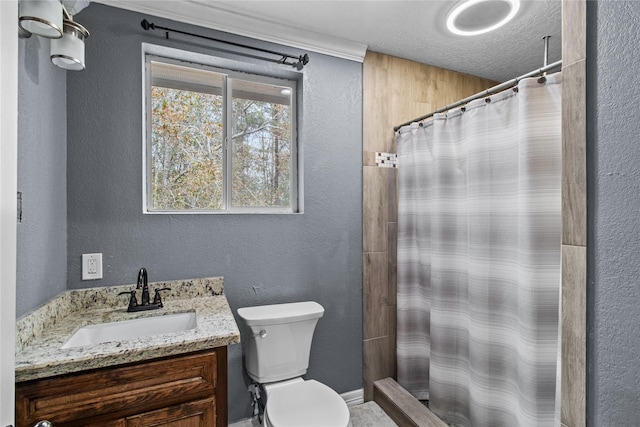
[396,73,562,427]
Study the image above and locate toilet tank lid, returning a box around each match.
[237,301,324,326]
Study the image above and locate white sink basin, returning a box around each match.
[61,312,197,349]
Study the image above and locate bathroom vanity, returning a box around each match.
[14,277,240,427]
[16,348,224,426]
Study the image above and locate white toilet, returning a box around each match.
[238,301,351,427]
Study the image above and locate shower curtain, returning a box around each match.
[396,73,562,427]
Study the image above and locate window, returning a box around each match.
[144,53,297,213]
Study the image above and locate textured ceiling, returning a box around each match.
[100,0,562,82]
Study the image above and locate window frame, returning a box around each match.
[142,45,299,214]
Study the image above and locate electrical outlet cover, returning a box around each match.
[82,253,103,280]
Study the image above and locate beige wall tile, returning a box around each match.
[387,169,398,223]
[561,244,586,427]
[387,222,397,306]
[364,166,388,253]
[562,60,587,247]
[363,151,377,167]
[364,252,389,340]
[364,337,391,401]
[563,0,586,66]
[388,304,397,379]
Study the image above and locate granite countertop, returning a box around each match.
[15,277,241,383]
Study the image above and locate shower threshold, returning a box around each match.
[373,378,449,427]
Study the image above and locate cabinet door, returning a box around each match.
[16,350,217,427]
[125,398,215,427]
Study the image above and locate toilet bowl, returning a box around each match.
[263,379,350,427]
[237,301,351,427]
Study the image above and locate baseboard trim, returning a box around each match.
[341,388,365,407]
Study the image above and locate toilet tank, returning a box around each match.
[237,301,324,384]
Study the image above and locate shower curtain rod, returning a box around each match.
[393,59,562,132]
[140,19,310,70]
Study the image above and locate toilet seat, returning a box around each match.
[264,380,350,427]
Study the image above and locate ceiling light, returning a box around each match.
[19,0,64,39]
[50,19,89,70]
[447,0,520,36]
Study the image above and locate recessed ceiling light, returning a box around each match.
[447,0,520,36]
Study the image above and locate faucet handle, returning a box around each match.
[118,290,138,310]
[153,287,171,308]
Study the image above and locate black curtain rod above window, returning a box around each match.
[140,19,309,70]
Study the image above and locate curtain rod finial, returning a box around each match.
[141,19,154,31]
[293,54,309,70]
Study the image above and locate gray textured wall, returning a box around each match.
[17,35,67,317]
[587,1,640,425]
[67,4,362,422]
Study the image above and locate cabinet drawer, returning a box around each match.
[126,397,215,427]
[16,350,217,427]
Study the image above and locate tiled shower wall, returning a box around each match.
[561,0,586,426]
[362,51,496,401]
[363,2,587,422]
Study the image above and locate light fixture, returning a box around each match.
[18,0,91,70]
[50,18,89,70]
[19,0,64,39]
[447,0,520,36]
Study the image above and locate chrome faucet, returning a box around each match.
[117,268,171,312]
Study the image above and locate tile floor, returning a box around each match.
[349,401,399,426]
[229,401,398,427]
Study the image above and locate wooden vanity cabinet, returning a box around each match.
[15,347,227,427]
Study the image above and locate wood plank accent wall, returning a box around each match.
[561,0,586,426]
[362,51,496,401]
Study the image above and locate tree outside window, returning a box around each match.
[146,58,296,213]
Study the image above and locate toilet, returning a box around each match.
[238,301,351,427]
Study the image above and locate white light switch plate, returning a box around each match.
[82,253,103,280]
